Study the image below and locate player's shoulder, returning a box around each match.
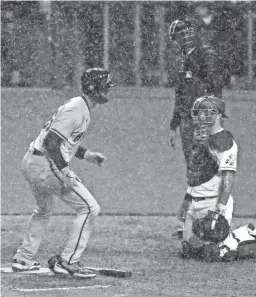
[209,130,235,152]
[64,96,88,113]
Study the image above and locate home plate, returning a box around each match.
[1,267,97,279]
[1,267,53,275]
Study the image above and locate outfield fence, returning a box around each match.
[1,1,256,89]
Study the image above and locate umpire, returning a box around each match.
[167,17,230,226]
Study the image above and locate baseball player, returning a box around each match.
[12,68,115,278]
[168,17,230,237]
[180,95,238,260]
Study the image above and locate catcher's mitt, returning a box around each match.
[192,210,230,243]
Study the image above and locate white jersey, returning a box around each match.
[33,96,90,162]
[187,129,238,197]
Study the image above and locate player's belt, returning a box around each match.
[191,196,217,202]
[33,148,45,157]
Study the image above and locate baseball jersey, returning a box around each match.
[33,96,90,162]
[187,129,238,197]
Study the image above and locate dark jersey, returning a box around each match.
[170,45,226,130]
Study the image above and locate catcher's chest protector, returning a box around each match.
[187,142,219,187]
[187,130,234,187]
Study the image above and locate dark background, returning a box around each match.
[1,1,255,88]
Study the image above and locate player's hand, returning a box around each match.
[169,129,177,148]
[60,167,80,188]
[177,199,190,222]
[211,203,226,230]
[84,150,107,166]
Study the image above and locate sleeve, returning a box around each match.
[50,110,82,142]
[218,142,237,172]
[170,86,182,130]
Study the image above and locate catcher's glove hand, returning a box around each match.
[192,210,230,243]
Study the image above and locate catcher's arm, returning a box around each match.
[211,170,236,230]
[218,170,236,207]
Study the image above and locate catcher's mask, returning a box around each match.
[81,68,116,104]
[191,95,228,141]
[169,18,197,54]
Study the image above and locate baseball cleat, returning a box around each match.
[12,259,41,272]
[48,255,96,279]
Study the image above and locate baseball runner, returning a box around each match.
[180,95,238,260]
[167,18,230,237]
[12,68,115,278]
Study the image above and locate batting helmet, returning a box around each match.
[81,68,115,104]
[168,17,198,54]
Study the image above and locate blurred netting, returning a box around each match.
[1,1,256,89]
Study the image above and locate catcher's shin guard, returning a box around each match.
[200,243,221,262]
[236,240,256,260]
[181,241,202,260]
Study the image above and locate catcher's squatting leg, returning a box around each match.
[14,152,100,264]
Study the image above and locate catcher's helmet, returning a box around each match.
[191,95,228,141]
[169,17,197,54]
[81,68,115,104]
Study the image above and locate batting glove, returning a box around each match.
[84,150,107,166]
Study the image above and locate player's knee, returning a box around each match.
[90,203,100,217]
[33,207,52,219]
[78,202,100,217]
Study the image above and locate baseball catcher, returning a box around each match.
[179,95,238,261]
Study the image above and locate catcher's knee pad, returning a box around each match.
[236,240,256,260]
[181,241,202,260]
[200,243,221,262]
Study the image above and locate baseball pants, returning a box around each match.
[14,149,100,264]
[183,196,234,248]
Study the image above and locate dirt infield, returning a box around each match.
[1,215,256,297]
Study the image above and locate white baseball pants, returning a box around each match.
[14,150,100,264]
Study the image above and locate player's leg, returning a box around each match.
[181,202,204,258]
[180,119,194,166]
[12,190,54,271]
[49,181,100,277]
[174,121,194,239]
[12,153,60,271]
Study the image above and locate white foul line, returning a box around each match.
[14,285,111,292]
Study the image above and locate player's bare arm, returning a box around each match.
[218,170,236,208]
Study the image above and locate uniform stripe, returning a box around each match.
[219,167,236,171]
[68,187,91,264]
[50,128,69,142]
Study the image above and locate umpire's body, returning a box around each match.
[168,17,230,224]
[169,17,227,162]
